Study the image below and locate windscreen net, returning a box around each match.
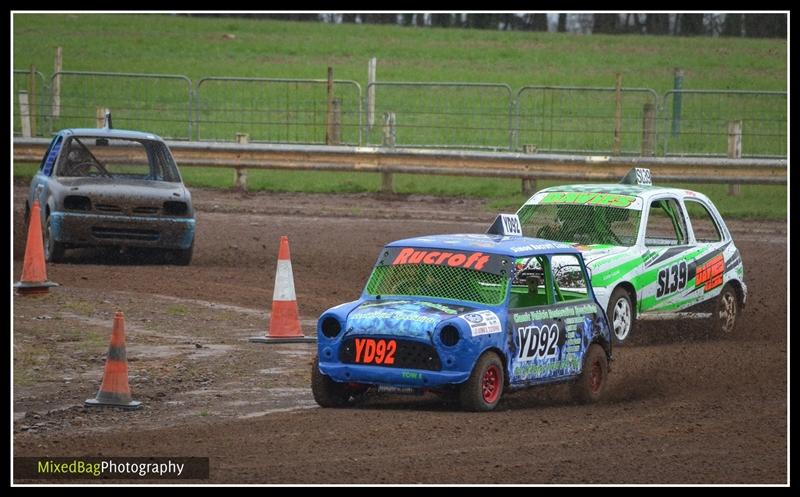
[518,203,641,246]
[366,264,507,306]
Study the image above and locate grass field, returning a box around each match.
[13,15,787,154]
[13,163,786,220]
[12,15,787,219]
[12,14,787,91]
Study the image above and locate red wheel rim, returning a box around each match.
[590,360,603,393]
[481,365,501,404]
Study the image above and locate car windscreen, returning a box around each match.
[56,137,181,182]
[365,248,510,306]
[518,203,641,247]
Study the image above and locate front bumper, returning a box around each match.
[50,211,195,250]
[319,362,470,388]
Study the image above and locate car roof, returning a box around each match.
[385,234,579,258]
[60,128,165,141]
[535,183,698,200]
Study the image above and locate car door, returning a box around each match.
[28,133,64,225]
[680,196,738,307]
[638,195,700,314]
[508,253,605,386]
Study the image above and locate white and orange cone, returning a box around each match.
[250,236,315,344]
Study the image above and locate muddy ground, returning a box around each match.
[12,183,787,484]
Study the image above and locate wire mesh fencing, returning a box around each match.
[11,69,787,160]
[659,90,787,158]
[515,86,660,156]
[48,71,193,139]
[194,77,362,144]
[365,82,514,150]
[13,69,48,137]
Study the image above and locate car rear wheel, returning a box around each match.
[713,284,739,335]
[607,286,635,345]
[311,356,353,408]
[459,351,504,412]
[571,343,608,404]
[44,214,65,263]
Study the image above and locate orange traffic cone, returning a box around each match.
[14,200,58,296]
[250,236,315,344]
[85,311,142,410]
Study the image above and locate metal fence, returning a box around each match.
[660,90,787,158]
[49,71,193,140]
[365,82,513,150]
[11,70,787,158]
[13,69,47,137]
[195,77,362,144]
[516,86,659,156]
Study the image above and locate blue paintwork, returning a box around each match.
[385,234,578,258]
[316,235,612,394]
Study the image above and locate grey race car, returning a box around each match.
[24,120,196,264]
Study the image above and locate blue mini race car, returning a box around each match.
[312,215,613,411]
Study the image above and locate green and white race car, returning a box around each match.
[516,168,746,344]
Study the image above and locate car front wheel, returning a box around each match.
[311,356,352,408]
[607,286,635,345]
[172,240,194,266]
[459,351,504,412]
[44,214,65,263]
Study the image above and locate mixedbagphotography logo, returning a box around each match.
[14,457,209,480]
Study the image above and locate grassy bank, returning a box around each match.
[13,14,786,91]
[13,163,786,220]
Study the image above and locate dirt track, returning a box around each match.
[13,184,788,484]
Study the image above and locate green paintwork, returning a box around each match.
[539,191,637,208]
[591,256,643,288]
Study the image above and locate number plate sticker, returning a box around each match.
[352,338,397,365]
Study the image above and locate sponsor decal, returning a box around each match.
[695,254,725,291]
[509,242,566,253]
[516,323,561,361]
[391,248,491,271]
[352,338,396,365]
[538,191,637,208]
[459,310,502,336]
[401,371,423,381]
[657,261,688,298]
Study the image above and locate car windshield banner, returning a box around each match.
[376,247,511,276]
[527,191,644,210]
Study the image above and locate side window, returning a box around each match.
[645,198,688,246]
[685,200,723,243]
[551,254,590,303]
[510,256,550,308]
[40,136,63,176]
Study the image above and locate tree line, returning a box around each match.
[187,13,787,38]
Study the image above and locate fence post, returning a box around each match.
[641,102,656,156]
[95,107,109,128]
[235,133,249,191]
[381,111,396,194]
[671,68,684,137]
[330,98,342,145]
[727,120,742,196]
[326,66,335,145]
[613,73,622,155]
[52,46,62,119]
[28,65,37,137]
[19,91,31,138]
[382,111,396,147]
[367,57,376,131]
[522,144,537,195]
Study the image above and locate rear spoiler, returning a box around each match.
[487,214,522,236]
